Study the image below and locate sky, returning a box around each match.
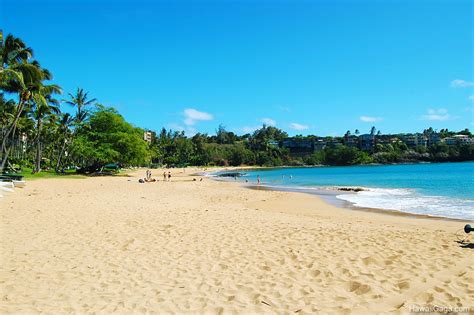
[1,0,473,136]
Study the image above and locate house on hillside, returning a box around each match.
[344,135,359,147]
[443,135,474,145]
[359,134,375,151]
[268,140,280,148]
[427,133,441,146]
[401,133,427,148]
[143,131,152,143]
[281,138,315,154]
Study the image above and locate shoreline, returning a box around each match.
[245,184,468,223]
[209,165,473,222]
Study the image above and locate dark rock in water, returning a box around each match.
[336,187,366,192]
[217,172,247,178]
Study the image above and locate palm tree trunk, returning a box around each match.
[33,118,43,174]
[0,99,25,172]
[55,130,68,172]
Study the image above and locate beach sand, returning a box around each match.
[0,168,472,314]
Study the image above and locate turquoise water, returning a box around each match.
[237,162,474,220]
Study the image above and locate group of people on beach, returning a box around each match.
[139,170,172,183]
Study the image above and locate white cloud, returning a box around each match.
[183,108,213,126]
[290,123,309,131]
[469,95,474,101]
[420,108,452,121]
[360,116,383,122]
[261,117,276,126]
[450,79,474,88]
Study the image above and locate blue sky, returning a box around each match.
[2,0,473,136]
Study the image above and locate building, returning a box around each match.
[443,135,474,145]
[427,133,441,146]
[268,140,279,148]
[359,134,375,151]
[313,139,326,151]
[401,133,427,148]
[143,131,152,143]
[344,135,359,147]
[282,138,315,154]
[327,138,342,148]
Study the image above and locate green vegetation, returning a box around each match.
[16,167,85,180]
[1,32,473,175]
[1,33,150,175]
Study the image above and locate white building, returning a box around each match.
[143,131,152,143]
[443,135,473,145]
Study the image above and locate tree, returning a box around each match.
[249,125,287,151]
[0,34,44,170]
[370,126,376,136]
[216,124,231,144]
[0,96,16,140]
[55,113,74,172]
[71,106,150,169]
[30,69,62,173]
[64,88,97,124]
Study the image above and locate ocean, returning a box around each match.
[225,162,474,220]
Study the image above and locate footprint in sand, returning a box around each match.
[396,280,410,291]
[121,239,135,251]
[345,281,371,295]
[309,270,321,278]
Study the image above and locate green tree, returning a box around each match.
[55,113,74,172]
[71,105,150,168]
[0,34,44,170]
[30,68,62,173]
[64,88,97,124]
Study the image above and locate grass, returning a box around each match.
[16,167,86,180]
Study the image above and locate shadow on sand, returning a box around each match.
[456,241,474,249]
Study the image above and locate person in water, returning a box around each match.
[257,175,261,185]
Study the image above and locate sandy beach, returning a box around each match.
[0,168,472,314]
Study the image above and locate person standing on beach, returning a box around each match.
[168,171,172,182]
[257,175,261,185]
[163,171,167,182]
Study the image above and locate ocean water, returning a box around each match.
[234,162,474,220]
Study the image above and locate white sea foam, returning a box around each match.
[336,188,474,220]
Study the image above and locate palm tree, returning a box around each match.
[1,34,33,68]
[55,113,74,172]
[0,96,15,140]
[344,130,351,144]
[30,78,62,173]
[0,34,44,171]
[370,126,376,136]
[354,129,360,136]
[0,62,45,170]
[64,88,96,124]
